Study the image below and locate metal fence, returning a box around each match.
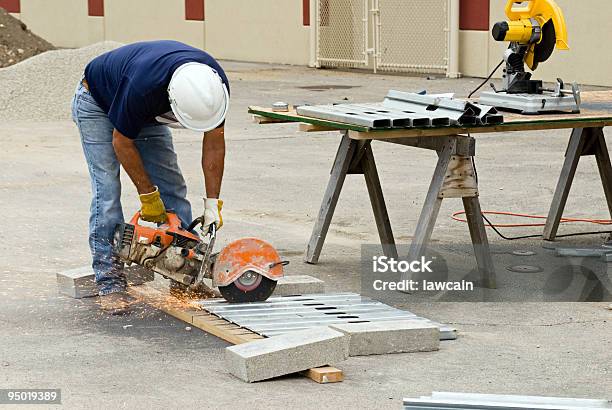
[376,0,449,74]
[316,0,453,75]
[316,0,369,68]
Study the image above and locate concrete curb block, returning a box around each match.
[225,326,349,382]
[57,265,154,298]
[272,275,325,296]
[330,320,440,356]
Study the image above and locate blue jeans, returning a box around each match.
[71,82,193,295]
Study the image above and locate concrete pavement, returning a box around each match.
[1,62,610,408]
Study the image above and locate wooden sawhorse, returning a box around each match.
[249,92,612,290]
[544,127,612,240]
[304,131,497,289]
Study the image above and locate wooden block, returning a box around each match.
[439,155,478,198]
[248,106,368,132]
[382,136,475,156]
[252,115,289,124]
[299,123,339,132]
[301,366,344,384]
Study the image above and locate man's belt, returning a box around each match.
[82,78,90,91]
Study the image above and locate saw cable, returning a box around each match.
[140,241,174,267]
[454,211,612,241]
[186,216,203,232]
[468,59,504,99]
[457,137,612,240]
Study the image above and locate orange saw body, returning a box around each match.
[113,211,285,303]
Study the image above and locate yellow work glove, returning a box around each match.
[203,198,223,231]
[139,187,168,223]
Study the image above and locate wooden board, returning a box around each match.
[128,284,343,383]
[298,123,339,133]
[439,156,478,198]
[252,115,291,125]
[248,106,369,132]
[301,367,344,383]
[128,284,262,344]
[248,91,612,139]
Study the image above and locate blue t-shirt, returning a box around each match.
[84,40,230,138]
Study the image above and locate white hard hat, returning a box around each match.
[168,62,229,132]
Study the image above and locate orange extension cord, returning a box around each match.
[452,211,612,228]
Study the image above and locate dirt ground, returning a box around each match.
[1,60,611,409]
[0,7,54,68]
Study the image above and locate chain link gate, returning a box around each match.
[374,0,449,74]
[316,0,452,75]
[316,0,369,68]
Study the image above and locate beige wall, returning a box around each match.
[88,16,105,44]
[11,0,612,86]
[19,0,90,48]
[104,0,205,49]
[483,0,612,86]
[206,0,310,65]
[459,30,490,78]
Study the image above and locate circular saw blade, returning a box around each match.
[528,19,557,70]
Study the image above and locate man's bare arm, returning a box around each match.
[202,126,225,198]
[112,129,155,194]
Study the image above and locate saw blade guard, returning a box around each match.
[212,238,285,287]
[504,0,569,50]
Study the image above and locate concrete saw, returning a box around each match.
[112,211,286,303]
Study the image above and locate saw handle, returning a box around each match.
[505,0,537,19]
[129,211,183,230]
[206,222,216,240]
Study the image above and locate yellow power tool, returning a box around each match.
[479,0,580,114]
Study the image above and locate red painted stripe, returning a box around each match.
[88,0,104,17]
[302,0,310,26]
[459,0,489,31]
[185,0,204,21]
[0,0,20,13]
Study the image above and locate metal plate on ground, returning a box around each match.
[506,264,544,273]
[404,392,612,410]
[511,250,537,256]
[197,293,457,340]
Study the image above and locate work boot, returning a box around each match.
[98,292,134,315]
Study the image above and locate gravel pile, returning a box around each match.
[0,7,55,68]
[0,41,123,121]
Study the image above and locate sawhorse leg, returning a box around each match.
[305,132,397,264]
[405,137,496,288]
[543,127,612,240]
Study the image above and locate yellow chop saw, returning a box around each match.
[479,0,581,114]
